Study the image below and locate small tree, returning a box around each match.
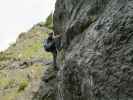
[44,13,53,29]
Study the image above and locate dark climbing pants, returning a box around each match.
[53,51,57,69]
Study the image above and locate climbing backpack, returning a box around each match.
[43,37,56,52]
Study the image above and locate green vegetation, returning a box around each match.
[21,40,42,58]
[18,79,29,92]
[10,42,17,47]
[1,90,18,100]
[0,16,53,99]
[0,63,45,100]
[44,13,53,29]
[5,27,52,60]
[0,52,12,61]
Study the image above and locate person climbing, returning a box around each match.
[44,32,61,69]
[44,32,56,52]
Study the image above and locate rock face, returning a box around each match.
[53,0,133,100]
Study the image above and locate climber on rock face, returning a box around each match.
[44,32,56,52]
[44,32,61,69]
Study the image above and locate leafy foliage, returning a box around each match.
[44,13,53,29]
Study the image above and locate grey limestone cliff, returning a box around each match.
[53,0,133,100]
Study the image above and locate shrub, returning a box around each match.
[44,13,53,29]
[18,80,29,92]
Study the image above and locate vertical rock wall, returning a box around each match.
[54,0,133,100]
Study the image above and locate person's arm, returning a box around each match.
[53,33,62,39]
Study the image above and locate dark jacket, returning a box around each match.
[44,36,56,53]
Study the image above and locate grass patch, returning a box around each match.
[21,41,42,58]
[3,26,51,60]
[0,72,15,89]
[18,79,29,92]
[31,64,44,78]
[0,52,12,61]
[1,90,18,100]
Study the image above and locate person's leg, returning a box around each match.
[53,51,58,70]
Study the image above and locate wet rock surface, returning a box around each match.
[53,0,133,100]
